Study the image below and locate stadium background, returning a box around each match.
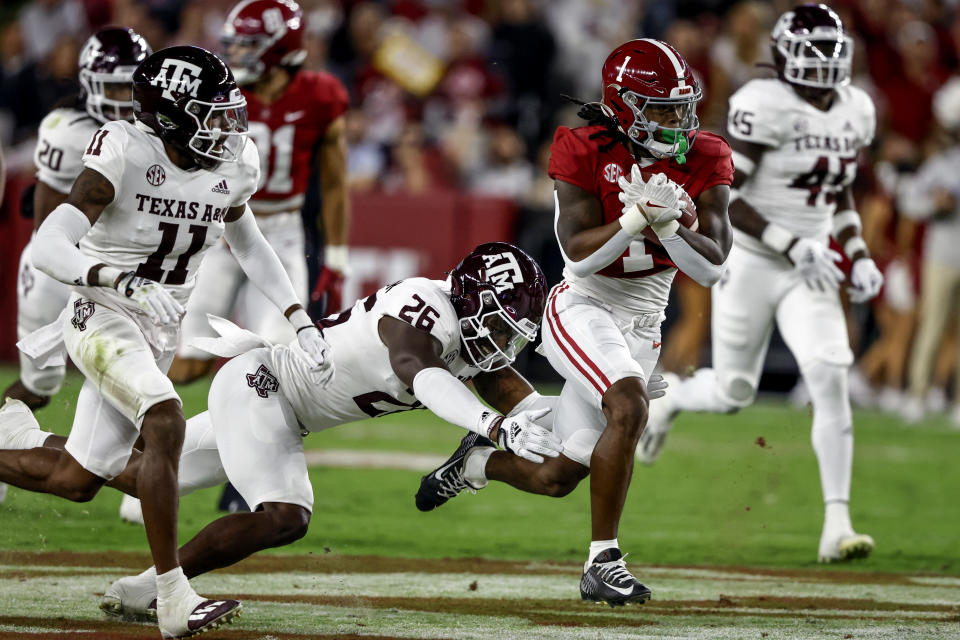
[0,0,957,413]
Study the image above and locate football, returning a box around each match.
[641,190,699,246]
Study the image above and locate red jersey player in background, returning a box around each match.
[169,0,349,384]
[415,39,733,606]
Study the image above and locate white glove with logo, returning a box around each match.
[617,164,647,212]
[848,257,884,303]
[492,407,562,464]
[114,272,184,325]
[296,325,335,387]
[638,173,682,226]
[786,238,844,291]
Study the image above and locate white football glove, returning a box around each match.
[494,407,563,464]
[786,238,844,291]
[848,257,884,303]
[638,173,682,226]
[647,373,668,400]
[296,326,335,387]
[114,272,184,325]
[617,164,647,212]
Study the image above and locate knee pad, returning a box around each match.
[561,428,601,468]
[716,372,756,409]
[802,361,852,430]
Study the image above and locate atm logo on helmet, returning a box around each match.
[152,59,203,101]
[482,252,523,293]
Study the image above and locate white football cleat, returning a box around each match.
[119,495,144,526]
[0,398,42,450]
[817,530,874,563]
[100,574,158,622]
[158,592,242,638]
[637,373,679,465]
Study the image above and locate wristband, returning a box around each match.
[478,410,504,440]
[844,236,868,258]
[760,223,796,254]
[831,209,861,238]
[651,218,680,238]
[324,245,349,273]
[618,203,649,236]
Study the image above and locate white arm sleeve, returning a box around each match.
[554,190,634,277]
[659,233,725,287]
[34,203,121,286]
[223,205,301,315]
[413,367,500,436]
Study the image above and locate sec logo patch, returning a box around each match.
[146,164,166,186]
[603,163,623,184]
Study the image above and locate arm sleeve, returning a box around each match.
[659,233,725,287]
[552,189,634,277]
[223,206,301,313]
[34,202,121,286]
[413,367,499,435]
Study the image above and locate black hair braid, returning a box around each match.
[561,94,632,153]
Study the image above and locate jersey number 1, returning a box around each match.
[135,222,208,285]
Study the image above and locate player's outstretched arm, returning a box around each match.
[33,168,123,288]
[380,317,562,462]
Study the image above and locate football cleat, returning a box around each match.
[0,398,43,450]
[415,432,494,512]
[818,531,874,563]
[159,597,242,639]
[100,575,158,622]
[580,548,652,607]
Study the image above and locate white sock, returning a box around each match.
[463,446,495,488]
[137,565,158,588]
[155,567,194,604]
[674,368,738,413]
[588,538,618,564]
[825,500,852,534]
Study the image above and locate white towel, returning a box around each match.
[16,308,68,369]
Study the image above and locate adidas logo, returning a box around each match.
[211,179,230,194]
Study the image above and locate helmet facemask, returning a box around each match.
[221,33,273,85]
[162,87,249,169]
[776,28,853,89]
[618,87,701,165]
[459,289,538,373]
[80,67,138,123]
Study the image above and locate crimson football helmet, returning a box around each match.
[221,0,307,86]
[449,243,547,372]
[600,39,701,164]
[133,46,249,170]
[772,4,852,89]
[78,26,151,123]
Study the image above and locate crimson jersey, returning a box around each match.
[548,125,733,312]
[243,70,348,213]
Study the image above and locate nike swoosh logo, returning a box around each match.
[284,110,305,122]
[606,582,638,596]
[653,341,661,348]
[432,459,459,480]
[645,201,665,208]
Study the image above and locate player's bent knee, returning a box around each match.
[602,377,649,434]
[263,503,311,545]
[533,456,589,497]
[141,400,186,451]
[54,457,106,502]
[719,374,756,408]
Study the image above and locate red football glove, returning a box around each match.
[311,265,345,315]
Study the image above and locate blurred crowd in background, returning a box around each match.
[3,0,960,425]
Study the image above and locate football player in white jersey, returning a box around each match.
[638,4,885,563]
[3,243,563,620]
[0,46,333,638]
[3,27,151,410]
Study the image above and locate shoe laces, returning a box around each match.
[595,553,637,586]
[437,466,476,499]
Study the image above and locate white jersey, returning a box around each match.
[75,120,260,311]
[269,277,479,432]
[34,107,101,194]
[727,78,875,254]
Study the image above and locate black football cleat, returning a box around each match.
[580,548,652,607]
[415,432,495,512]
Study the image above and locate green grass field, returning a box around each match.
[1,366,958,638]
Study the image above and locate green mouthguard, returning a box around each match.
[661,130,688,165]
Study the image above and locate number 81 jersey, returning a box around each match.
[77,119,260,308]
[726,78,875,252]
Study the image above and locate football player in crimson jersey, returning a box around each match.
[641,4,882,564]
[169,0,350,384]
[416,39,734,606]
[0,46,333,638]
